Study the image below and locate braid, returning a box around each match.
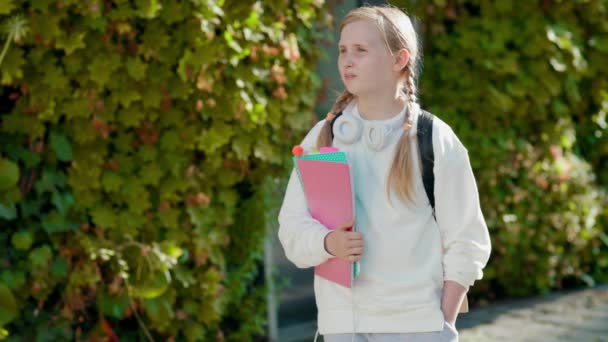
[317,90,355,148]
[404,63,417,104]
[387,99,416,206]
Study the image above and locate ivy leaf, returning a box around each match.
[159,131,180,151]
[0,158,20,191]
[232,134,253,160]
[0,1,15,14]
[51,257,69,278]
[135,0,162,19]
[141,86,163,109]
[28,245,53,268]
[122,182,151,214]
[11,229,33,251]
[42,65,69,93]
[0,284,18,326]
[91,206,117,229]
[19,148,42,169]
[35,169,67,194]
[2,111,45,138]
[84,16,107,31]
[131,270,171,299]
[144,296,174,324]
[101,171,124,193]
[20,198,42,218]
[55,31,87,55]
[158,208,179,230]
[87,53,121,87]
[126,57,148,81]
[50,131,73,162]
[113,86,141,108]
[159,241,183,259]
[116,211,145,235]
[196,122,234,153]
[62,97,91,120]
[97,291,130,319]
[42,210,74,234]
[177,50,194,82]
[253,137,278,163]
[118,105,146,128]
[140,164,162,186]
[30,0,54,11]
[0,270,25,290]
[0,203,17,220]
[140,22,170,58]
[51,190,74,215]
[184,323,206,342]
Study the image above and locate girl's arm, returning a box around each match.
[278,168,335,268]
[434,142,492,320]
[441,280,468,324]
[277,121,335,268]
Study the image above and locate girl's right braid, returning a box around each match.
[318,91,355,148]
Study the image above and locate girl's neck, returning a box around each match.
[356,91,406,121]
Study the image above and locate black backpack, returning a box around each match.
[329,110,436,215]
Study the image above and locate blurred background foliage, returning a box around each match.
[0,0,607,340]
[0,0,329,340]
[397,0,608,301]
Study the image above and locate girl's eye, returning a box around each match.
[357,48,366,52]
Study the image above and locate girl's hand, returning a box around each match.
[324,220,363,262]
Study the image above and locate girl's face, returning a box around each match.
[338,19,399,97]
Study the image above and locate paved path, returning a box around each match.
[457,285,608,342]
[279,285,608,342]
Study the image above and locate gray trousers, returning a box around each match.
[322,321,458,342]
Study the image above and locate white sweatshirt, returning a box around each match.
[278,100,492,334]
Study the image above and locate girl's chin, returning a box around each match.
[344,85,359,95]
[344,86,365,97]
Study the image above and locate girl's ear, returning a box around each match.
[393,48,410,72]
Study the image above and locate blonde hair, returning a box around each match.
[316,5,421,205]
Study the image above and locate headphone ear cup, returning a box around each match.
[364,123,387,151]
[333,115,363,144]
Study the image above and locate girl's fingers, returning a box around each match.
[349,247,363,255]
[348,232,363,240]
[348,240,364,248]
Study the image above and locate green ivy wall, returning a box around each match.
[401,0,608,299]
[0,0,329,340]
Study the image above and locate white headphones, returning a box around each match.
[333,113,395,151]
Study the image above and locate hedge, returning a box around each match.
[399,0,608,299]
[0,0,329,340]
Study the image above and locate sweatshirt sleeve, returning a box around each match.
[434,134,492,288]
[277,120,335,268]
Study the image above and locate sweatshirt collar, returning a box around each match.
[343,99,421,138]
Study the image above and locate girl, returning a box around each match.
[278,5,491,342]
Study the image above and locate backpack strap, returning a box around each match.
[417,110,435,216]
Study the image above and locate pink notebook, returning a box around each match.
[294,154,356,288]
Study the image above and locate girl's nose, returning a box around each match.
[344,58,354,68]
